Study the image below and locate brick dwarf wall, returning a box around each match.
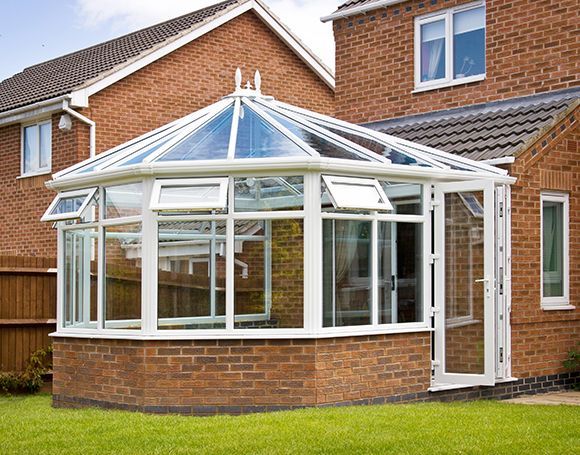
[333,0,579,123]
[0,10,334,258]
[52,333,431,414]
[507,108,580,378]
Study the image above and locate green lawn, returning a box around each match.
[0,394,578,454]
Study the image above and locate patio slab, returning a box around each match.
[505,391,580,406]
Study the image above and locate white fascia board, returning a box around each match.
[80,1,334,100]
[251,0,335,89]
[46,156,516,192]
[0,95,69,126]
[321,0,405,23]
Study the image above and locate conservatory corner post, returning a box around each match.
[141,178,157,335]
[423,182,434,326]
[97,186,106,332]
[371,216,379,326]
[56,225,64,330]
[225,177,235,332]
[304,172,322,334]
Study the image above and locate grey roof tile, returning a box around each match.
[370,90,579,161]
[0,0,241,114]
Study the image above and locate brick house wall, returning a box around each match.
[0,11,334,258]
[333,0,579,124]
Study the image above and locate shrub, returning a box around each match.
[0,346,53,394]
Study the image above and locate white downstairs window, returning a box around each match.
[541,192,571,310]
[415,2,486,91]
[22,120,52,176]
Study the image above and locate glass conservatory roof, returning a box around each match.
[54,70,507,180]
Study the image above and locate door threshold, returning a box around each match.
[429,383,489,392]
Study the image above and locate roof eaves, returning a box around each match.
[321,0,405,23]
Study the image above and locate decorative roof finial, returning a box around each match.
[254,70,262,93]
[235,68,242,90]
[245,80,252,90]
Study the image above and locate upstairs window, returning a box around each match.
[22,120,52,175]
[415,2,486,91]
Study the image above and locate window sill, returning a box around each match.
[17,170,52,180]
[541,304,575,311]
[413,74,486,94]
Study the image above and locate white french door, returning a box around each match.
[433,180,495,386]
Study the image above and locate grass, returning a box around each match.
[0,394,579,454]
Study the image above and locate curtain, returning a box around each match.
[427,39,444,80]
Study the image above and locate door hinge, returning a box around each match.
[430,307,440,316]
[499,347,504,363]
[430,200,440,211]
[498,201,504,218]
[429,254,440,264]
[431,360,441,368]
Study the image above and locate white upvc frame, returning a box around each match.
[20,119,52,177]
[540,192,571,310]
[41,188,98,222]
[414,1,486,92]
[433,179,495,387]
[322,175,394,211]
[150,177,229,211]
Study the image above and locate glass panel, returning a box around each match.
[453,7,485,78]
[444,192,485,374]
[378,222,423,324]
[159,184,221,207]
[23,125,39,173]
[52,196,87,216]
[157,109,232,161]
[105,182,143,218]
[323,126,431,166]
[323,219,372,327]
[157,221,226,330]
[104,223,142,330]
[234,176,304,212]
[421,19,446,82]
[235,106,309,158]
[234,219,304,329]
[63,228,98,329]
[118,136,175,167]
[261,107,374,161]
[542,201,564,297]
[380,181,423,215]
[39,122,51,169]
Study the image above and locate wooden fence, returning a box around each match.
[0,256,56,372]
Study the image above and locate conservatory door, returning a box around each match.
[433,180,495,386]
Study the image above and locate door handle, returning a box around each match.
[475,276,491,297]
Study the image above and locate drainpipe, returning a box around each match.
[62,100,96,158]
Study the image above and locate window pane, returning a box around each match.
[262,107,374,161]
[23,125,39,173]
[158,221,226,330]
[543,201,564,297]
[421,19,446,82]
[104,223,142,329]
[159,184,221,206]
[63,229,98,329]
[323,220,372,327]
[158,108,232,161]
[324,176,392,211]
[52,196,87,216]
[453,7,485,78]
[105,182,143,218]
[378,222,423,324]
[39,122,51,169]
[380,181,423,215]
[235,106,309,158]
[235,219,304,329]
[234,176,304,212]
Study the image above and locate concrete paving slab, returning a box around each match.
[505,391,580,406]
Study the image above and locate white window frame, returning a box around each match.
[322,175,394,211]
[21,119,52,177]
[414,1,486,92]
[41,188,98,222]
[150,178,229,212]
[540,192,571,310]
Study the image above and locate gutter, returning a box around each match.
[62,100,96,158]
[481,157,515,166]
[321,0,405,23]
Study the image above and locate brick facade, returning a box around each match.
[333,0,579,124]
[0,11,334,258]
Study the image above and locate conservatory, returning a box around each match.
[45,71,516,414]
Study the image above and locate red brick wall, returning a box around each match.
[333,0,579,123]
[0,10,334,257]
[52,332,430,413]
[508,109,579,378]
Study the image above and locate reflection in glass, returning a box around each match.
[453,7,485,78]
[234,176,304,212]
[158,221,226,330]
[323,219,372,327]
[104,223,142,330]
[444,191,485,374]
[542,201,564,297]
[105,182,143,218]
[63,228,98,328]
